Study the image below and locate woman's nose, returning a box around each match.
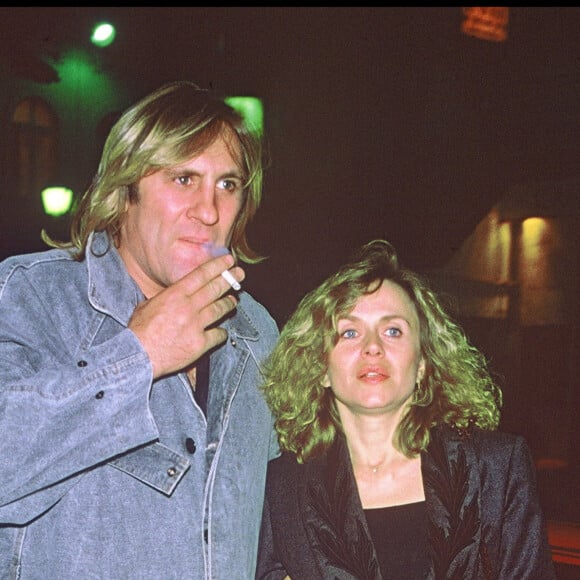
[363,334,384,356]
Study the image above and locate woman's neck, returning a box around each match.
[341,412,424,509]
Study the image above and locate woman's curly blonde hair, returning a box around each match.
[261,239,502,462]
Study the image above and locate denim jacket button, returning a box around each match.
[167,467,177,477]
[185,437,196,454]
[77,360,88,367]
[95,391,105,399]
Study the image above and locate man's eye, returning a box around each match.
[176,175,192,186]
[218,179,241,193]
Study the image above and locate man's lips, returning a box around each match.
[174,239,213,264]
[178,237,209,246]
[176,238,212,255]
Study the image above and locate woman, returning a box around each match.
[257,240,555,579]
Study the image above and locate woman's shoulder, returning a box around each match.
[266,450,328,489]
[434,423,525,444]
[264,452,310,508]
[431,424,533,466]
[267,451,307,476]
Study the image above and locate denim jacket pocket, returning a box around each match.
[109,442,190,495]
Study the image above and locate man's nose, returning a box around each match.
[186,185,218,225]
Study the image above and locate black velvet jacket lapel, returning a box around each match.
[302,436,381,579]
[422,426,488,579]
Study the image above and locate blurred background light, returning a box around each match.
[225,96,264,136]
[461,7,509,42]
[41,186,74,216]
[91,22,116,48]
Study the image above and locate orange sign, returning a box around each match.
[462,7,509,42]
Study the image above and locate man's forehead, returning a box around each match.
[170,133,243,173]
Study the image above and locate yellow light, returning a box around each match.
[41,186,74,217]
[522,217,549,241]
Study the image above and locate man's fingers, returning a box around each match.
[199,293,238,331]
[179,253,237,296]
[128,254,244,379]
[203,266,244,300]
[203,326,230,352]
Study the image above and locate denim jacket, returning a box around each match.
[0,231,280,580]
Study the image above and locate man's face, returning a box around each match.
[118,131,245,298]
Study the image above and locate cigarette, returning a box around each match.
[202,242,240,290]
[221,269,241,291]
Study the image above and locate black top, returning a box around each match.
[193,354,210,415]
[364,500,429,579]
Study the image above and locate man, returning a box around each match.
[0,81,280,579]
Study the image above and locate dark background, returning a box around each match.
[2,6,578,323]
[1,11,579,558]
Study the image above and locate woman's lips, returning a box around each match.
[358,367,389,381]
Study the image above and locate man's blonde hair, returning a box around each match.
[45,81,264,263]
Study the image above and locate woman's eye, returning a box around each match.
[385,327,402,337]
[341,329,357,339]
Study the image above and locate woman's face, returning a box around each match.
[324,279,425,419]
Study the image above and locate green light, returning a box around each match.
[91,23,116,48]
[41,186,74,217]
[225,96,264,136]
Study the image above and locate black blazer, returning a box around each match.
[257,425,556,579]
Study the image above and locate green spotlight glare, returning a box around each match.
[41,186,74,217]
[91,23,116,48]
[225,96,264,136]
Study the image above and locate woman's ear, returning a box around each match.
[322,371,331,388]
[417,359,426,382]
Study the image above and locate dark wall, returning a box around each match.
[1,7,579,323]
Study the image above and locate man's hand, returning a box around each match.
[128,253,244,379]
